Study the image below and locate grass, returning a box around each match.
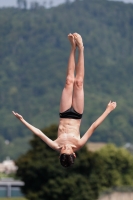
[0,198,27,200]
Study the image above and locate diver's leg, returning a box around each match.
[72,33,84,114]
[59,34,76,113]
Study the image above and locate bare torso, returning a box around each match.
[55,118,81,151]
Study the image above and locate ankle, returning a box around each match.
[71,46,76,51]
[78,46,84,51]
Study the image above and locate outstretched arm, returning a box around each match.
[78,101,117,149]
[12,111,59,151]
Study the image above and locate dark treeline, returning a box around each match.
[16,0,60,9]
[0,0,133,160]
[15,125,133,200]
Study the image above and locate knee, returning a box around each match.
[74,77,83,89]
[65,76,74,87]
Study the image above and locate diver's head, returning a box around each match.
[60,153,75,168]
[60,145,76,167]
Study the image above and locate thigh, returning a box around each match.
[59,85,73,113]
[72,85,84,114]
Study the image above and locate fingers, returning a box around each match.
[12,111,18,115]
[12,111,21,118]
[112,102,117,107]
[111,102,116,105]
[108,100,111,104]
[73,152,76,158]
[108,101,116,105]
[110,101,117,108]
[107,101,117,110]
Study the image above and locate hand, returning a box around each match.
[73,152,76,158]
[12,111,23,120]
[106,101,117,112]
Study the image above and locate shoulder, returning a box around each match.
[54,139,61,152]
[73,140,83,151]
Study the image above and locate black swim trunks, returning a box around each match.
[59,107,83,119]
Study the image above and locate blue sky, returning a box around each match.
[0,0,133,8]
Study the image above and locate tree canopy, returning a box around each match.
[15,124,133,200]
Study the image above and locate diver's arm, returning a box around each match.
[12,111,58,151]
[78,101,117,149]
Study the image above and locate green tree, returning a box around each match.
[15,124,98,200]
[15,125,133,200]
[0,136,7,161]
[97,144,133,189]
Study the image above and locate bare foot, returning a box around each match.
[73,33,84,49]
[68,33,76,49]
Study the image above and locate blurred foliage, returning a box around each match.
[0,198,26,200]
[0,0,133,160]
[0,172,13,178]
[0,136,31,162]
[16,124,133,200]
